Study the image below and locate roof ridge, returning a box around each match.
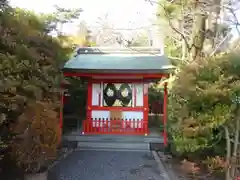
[75,47,163,55]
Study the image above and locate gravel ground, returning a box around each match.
[48,150,164,180]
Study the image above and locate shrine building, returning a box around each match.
[61,47,173,145]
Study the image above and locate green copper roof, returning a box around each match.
[62,47,174,74]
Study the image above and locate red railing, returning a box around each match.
[82,118,148,135]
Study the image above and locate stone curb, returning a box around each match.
[48,148,74,171]
[152,151,181,180]
[157,151,184,180]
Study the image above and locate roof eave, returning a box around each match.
[61,68,174,74]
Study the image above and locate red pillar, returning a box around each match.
[163,82,168,146]
[143,83,149,135]
[87,81,92,120]
[83,81,92,134]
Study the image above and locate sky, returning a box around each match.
[9,0,240,41]
[9,0,157,35]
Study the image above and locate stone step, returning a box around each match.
[75,148,149,152]
[77,141,150,151]
[63,134,164,144]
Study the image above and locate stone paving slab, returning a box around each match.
[48,150,165,180]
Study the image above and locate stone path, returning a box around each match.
[48,150,165,180]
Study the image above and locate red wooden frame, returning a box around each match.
[60,72,169,145]
[82,118,148,135]
[83,79,149,135]
[87,80,146,115]
[91,106,144,111]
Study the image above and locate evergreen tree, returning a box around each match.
[0,4,73,174]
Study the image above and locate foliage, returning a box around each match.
[203,156,227,173]
[181,159,200,175]
[168,52,240,154]
[53,5,82,25]
[68,35,96,47]
[0,5,72,173]
[130,32,149,47]
[12,101,60,173]
[153,0,234,62]
[62,77,87,115]
[149,83,164,103]
[164,37,182,65]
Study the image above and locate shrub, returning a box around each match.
[12,101,61,173]
[168,53,240,154]
[203,156,227,172]
[0,6,70,175]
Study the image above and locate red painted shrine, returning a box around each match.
[61,47,173,145]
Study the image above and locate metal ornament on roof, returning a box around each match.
[75,47,163,55]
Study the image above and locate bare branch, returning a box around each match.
[232,41,240,52]
[146,0,191,51]
[224,5,240,36]
[210,31,232,56]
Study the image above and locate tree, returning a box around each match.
[129,32,150,46]
[147,0,237,61]
[145,1,240,179]
[13,101,60,173]
[93,14,125,46]
[168,52,240,179]
[0,0,8,9]
[69,21,96,47]
[0,5,72,176]
[53,5,82,35]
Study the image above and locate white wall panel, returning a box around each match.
[92,83,100,106]
[135,83,143,106]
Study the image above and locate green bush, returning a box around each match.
[0,5,71,175]
[12,101,61,173]
[168,53,240,155]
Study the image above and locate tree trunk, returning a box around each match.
[204,0,222,53]
[182,39,187,60]
[190,13,207,61]
[189,0,208,61]
[224,126,232,180]
[230,108,240,178]
[180,3,187,61]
